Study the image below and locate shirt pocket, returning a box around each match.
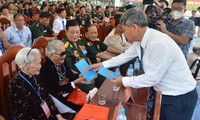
[12,34,22,42]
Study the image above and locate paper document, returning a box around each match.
[98,66,121,80]
[75,59,97,82]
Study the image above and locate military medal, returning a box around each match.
[55,64,69,86]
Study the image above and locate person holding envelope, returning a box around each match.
[63,19,100,92]
[40,40,98,118]
[90,8,197,120]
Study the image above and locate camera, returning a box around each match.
[145,5,171,29]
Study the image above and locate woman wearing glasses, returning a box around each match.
[40,40,97,119]
[9,47,65,120]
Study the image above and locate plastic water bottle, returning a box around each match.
[115,68,121,75]
[116,107,127,120]
[126,64,134,76]
[113,68,120,91]
[134,58,140,76]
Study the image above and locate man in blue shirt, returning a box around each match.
[157,0,195,58]
[4,13,32,47]
[0,39,5,55]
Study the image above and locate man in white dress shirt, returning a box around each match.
[53,8,67,34]
[91,8,198,120]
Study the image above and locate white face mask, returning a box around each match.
[171,11,183,20]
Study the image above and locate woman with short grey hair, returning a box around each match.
[9,47,65,120]
[40,40,97,119]
[15,47,40,69]
[47,40,64,58]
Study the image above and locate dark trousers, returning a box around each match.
[160,88,198,120]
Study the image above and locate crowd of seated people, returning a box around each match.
[0,0,200,120]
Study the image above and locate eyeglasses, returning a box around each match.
[171,7,183,11]
[69,31,80,35]
[55,51,66,57]
[15,19,25,22]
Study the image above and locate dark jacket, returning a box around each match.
[9,72,59,120]
[40,58,82,112]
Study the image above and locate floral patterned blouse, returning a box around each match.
[9,71,59,120]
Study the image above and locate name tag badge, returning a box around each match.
[58,79,69,86]
[82,20,85,25]
[80,46,87,55]
[82,49,87,55]
[40,100,51,119]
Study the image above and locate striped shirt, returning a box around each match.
[166,18,195,58]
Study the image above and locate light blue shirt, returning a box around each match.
[4,24,32,47]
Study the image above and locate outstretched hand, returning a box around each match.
[111,77,123,87]
[90,62,103,72]
[74,77,90,84]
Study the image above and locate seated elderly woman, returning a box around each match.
[40,40,97,118]
[9,47,65,120]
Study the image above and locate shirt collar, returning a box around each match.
[13,24,24,32]
[58,16,65,21]
[179,17,186,23]
[36,21,43,27]
[140,27,150,49]
[169,17,185,26]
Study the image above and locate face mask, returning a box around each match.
[171,11,183,20]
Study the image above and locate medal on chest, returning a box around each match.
[56,65,69,86]
[74,50,83,62]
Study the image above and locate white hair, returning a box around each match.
[120,8,148,27]
[47,40,64,58]
[15,47,41,68]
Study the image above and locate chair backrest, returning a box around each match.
[57,30,67,41]
[80,27,86,40]
[49,13,55,29]
[0,45,23,119]
[153,91,162,120]
[32,7,39,16]
[97,25,104,40]
[24,15,33,27]
[32,14,40,22]
[0,18,11,31]
[31,36,48,62]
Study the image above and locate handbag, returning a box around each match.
[67,87,87,105]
